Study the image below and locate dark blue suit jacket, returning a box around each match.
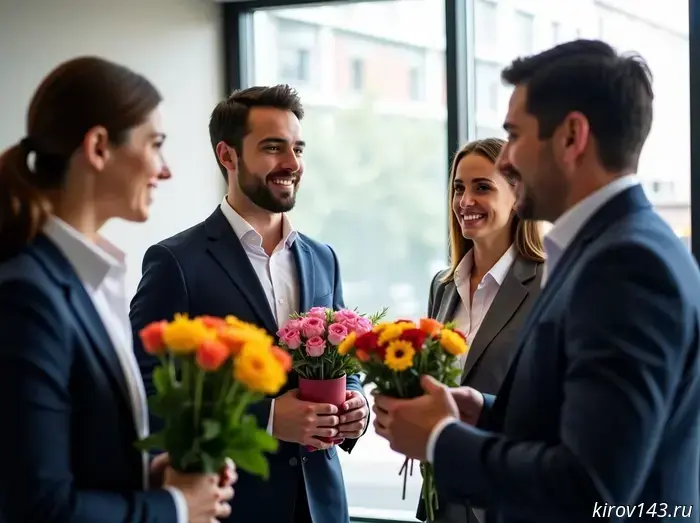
[130,207,365,523]
[0,235,177,523]
[433,186,700,523]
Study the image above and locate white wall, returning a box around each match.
[0,0,226,296]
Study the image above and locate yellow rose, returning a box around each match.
[234,343,287,395]
[439,329,468,356]
[162,314,215,354]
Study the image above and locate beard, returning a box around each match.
[512,145,566,222]
[237,161,298,213]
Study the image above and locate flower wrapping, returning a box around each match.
[337,317,468,522]
[277,306,387,450]
[135,314,292,479]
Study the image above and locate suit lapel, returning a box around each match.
[205,209,278,335]
[435,283,460,324]
[292,237,315,313]
[33,236,132,415]
[461,257,536,383]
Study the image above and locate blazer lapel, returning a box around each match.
[205,209,278,335]
[435,282,460,324]
[33,236,132,414]
[461,257,536,383]
[292,237,315,313]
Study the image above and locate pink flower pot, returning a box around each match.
[298,374,346,451]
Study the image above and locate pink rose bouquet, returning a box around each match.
[278,307,387,450]
[277,307,387,380]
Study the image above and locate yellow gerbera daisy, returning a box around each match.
[384,340,415,371]
[440,329,468,356]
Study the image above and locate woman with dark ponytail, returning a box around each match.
[0,57,235,523]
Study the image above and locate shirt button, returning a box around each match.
[302,456,308,464]
[289,457,298,467]
[278,298,284,304]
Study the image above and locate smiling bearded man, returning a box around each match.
[129,85,369,523]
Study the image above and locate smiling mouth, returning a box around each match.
[267,175,296,188]
[460,213,486,225]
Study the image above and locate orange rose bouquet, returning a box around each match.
[338,317,468,522]
[136,314,291,479]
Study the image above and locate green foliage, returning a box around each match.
[135,358,279,478]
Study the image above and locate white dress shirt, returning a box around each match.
[452,245,516,369]
[219,197,300,434]
[425,174,641,464]
[44,217,187,523]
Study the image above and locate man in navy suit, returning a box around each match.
[372,40,700,523]
[130,85,369,523]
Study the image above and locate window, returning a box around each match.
[514,11,535,55]
[472,1,690,241]
[276,17,318,86]
[475,59,501,113]
[408,66,423,101]
[249,1,448,520]
[551,21,561,45]
[349,57,365,91]
[474,0,498,55]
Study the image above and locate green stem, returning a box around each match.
[193,368,205,432]
[393,373,405,397]
[225,379,241,406]
[182,358,191,393]
[231,389,253,423]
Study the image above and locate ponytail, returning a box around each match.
[0,142,51,262]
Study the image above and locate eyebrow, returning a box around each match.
[150,132,166,140]
[503,122,517,132]
[259,137,306,148]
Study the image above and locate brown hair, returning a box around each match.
[209,84,304,183]
[444,137,546,282]
[0,56,161,262]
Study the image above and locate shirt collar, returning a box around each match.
[455,244,516,287]
[43,216,125,289]
[220,196,297,249]
[544,174,639,260]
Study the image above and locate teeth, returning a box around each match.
[462,214,484,221]
[270,179,294,186]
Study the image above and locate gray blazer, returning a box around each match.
[428,254,543,392]
[417,254,543,523]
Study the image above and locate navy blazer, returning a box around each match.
[433,186,700,523]
[0,235,177,523]
[130,207,365,523]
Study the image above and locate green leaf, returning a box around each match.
[202,419,222,441]
[134,432,164,451]
[227,448,270,479]
[252,428,279,453]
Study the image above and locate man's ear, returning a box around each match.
[215,141,238,174]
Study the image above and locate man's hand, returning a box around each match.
[338,390,369,439]
[164,469,234,523]
[151,455,237,490]
[449,386,485,425]
[372,375,459,461]
[273,388,340,449]
[149,452,170,488]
